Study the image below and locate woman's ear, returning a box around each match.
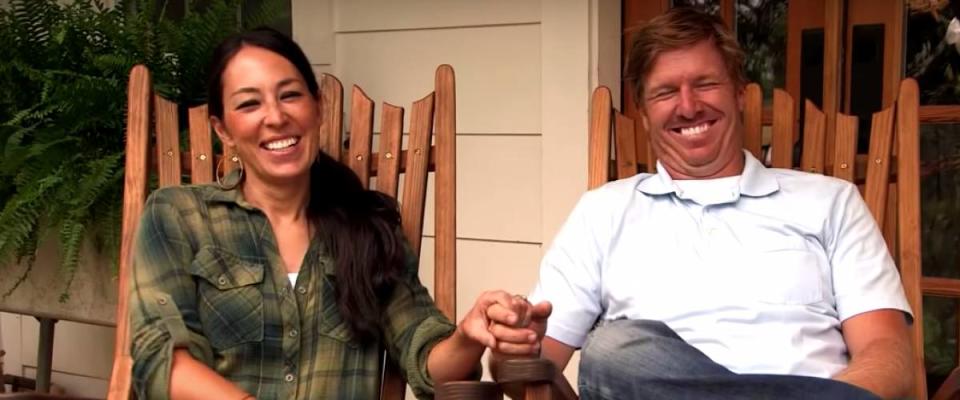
[211,116,235,148]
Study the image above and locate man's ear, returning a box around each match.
[211,116,235,149]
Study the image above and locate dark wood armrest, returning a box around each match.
[933,366,960,400]
[496,358,555,384]
[436,381,503,400]
[495,358,557,400]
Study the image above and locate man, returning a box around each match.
[487,7,913,400]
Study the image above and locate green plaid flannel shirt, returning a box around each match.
[129,182,457,399]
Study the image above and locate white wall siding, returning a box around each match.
[333,0,540,32]
[334,24,541,135]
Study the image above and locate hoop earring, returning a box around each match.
[216,153,244,190]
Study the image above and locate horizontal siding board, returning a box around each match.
[418,135,541,243]
[335,24,541,135]
[292,0,334,64]
[333,0,540,32]
[417,238,543,321]
[20,318,115,379]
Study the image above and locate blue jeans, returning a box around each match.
[578,319,881,400]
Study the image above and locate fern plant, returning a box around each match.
[0,0,287,300]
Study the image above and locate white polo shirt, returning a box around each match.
[529,151,912,378]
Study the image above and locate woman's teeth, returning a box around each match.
[264,137,298,150]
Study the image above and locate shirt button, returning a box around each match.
[284,373,295,382]
[217,275,228,286]
[289,329,299,337]
[280,287,287,295]
[297,286,307,295]
[157,297,167,305]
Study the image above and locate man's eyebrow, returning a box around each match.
[646,83,676,95]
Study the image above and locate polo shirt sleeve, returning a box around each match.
[529,189,607,349]
[827,182,913,323]
[129,189,214,400]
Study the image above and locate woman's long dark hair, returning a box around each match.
[207,27,406,343]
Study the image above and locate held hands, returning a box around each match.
[458,290,552,356]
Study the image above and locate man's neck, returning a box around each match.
[664,151,745,180]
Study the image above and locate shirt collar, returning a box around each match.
[200,171,337,276]
[202,169,258,210]
[635,150,779,198]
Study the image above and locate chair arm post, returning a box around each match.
[494,358,556,400]
[436,381,503,400]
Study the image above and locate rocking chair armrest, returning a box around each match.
[932,366,960,400]
[436,381,502,400]
[493,358,578,400]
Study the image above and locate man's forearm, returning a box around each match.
[832,338,913,399]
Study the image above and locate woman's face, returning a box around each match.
[212,45,321,186]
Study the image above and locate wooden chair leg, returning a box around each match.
[436,381,502,400]
[1,349,5,393]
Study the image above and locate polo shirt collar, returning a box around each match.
[635,150,780,198]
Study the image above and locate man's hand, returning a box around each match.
[486,298,552,356]
[457,291,550,355]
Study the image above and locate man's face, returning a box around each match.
[640,39,745,179]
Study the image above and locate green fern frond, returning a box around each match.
[57,217,86,302]
[2,261,35,299]
[64,152,124,211]
[0,192,45,264]
[242,0,288,30]
[0,0,282,300]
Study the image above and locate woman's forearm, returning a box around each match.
[170,349,252,400]
[426,327,486,385]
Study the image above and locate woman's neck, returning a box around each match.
[241,174,311,224]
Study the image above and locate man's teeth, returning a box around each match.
[264,137,298,150]
[679,123,710,136]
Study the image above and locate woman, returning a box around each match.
[128,28,539,399]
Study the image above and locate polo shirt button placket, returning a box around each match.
[700,208,721,254]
